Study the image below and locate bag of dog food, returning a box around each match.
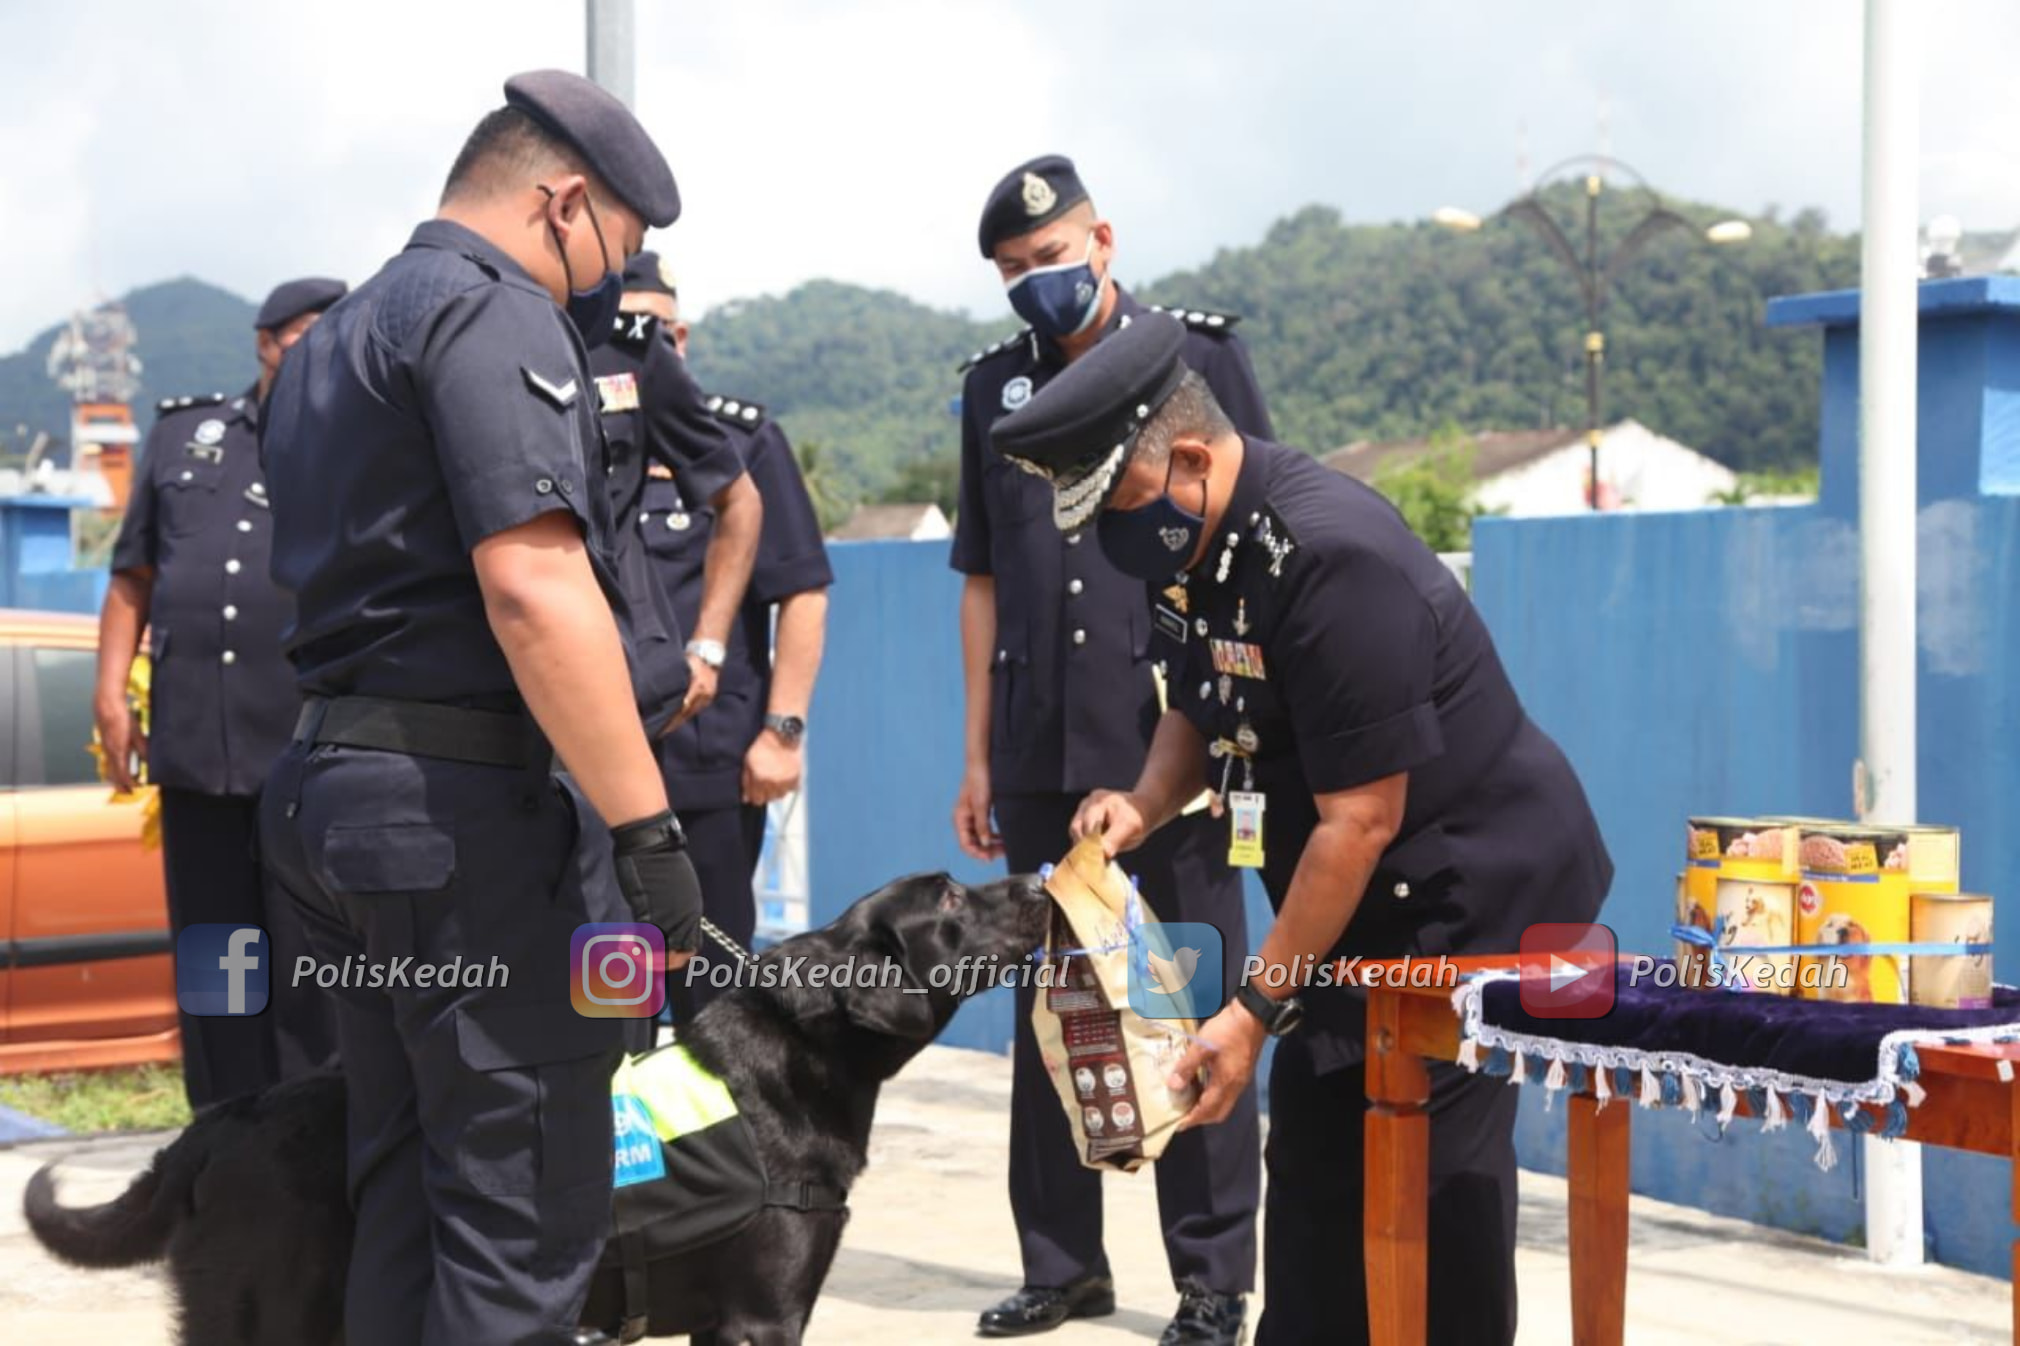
[1032,835,1201,1173]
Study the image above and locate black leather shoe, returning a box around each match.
[1158,1278,1247,1346]
[977,1274,1117,1336]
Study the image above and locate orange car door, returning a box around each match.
[6,640,174,1045]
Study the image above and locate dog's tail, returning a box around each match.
[23,1135,199,1268]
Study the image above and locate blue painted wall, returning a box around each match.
[1481,276,2020,1279]
[0,497,106,613]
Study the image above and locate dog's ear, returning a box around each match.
[845,915,945,1041]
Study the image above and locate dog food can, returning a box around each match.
[1714,877,1799,994]
[1685,817,1798,932]
[1867,823,1962,895]
[1674,871,1712,987]
[1796,826,1911,1003]
[1910,893,1994,1009]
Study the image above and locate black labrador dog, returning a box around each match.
[25,871,1050,1345]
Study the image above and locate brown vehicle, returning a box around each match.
[0,608,176,1074]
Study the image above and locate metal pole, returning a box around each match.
[1584,176,1604,510]
[585,0,637,108]
[1858,0,1923,1268]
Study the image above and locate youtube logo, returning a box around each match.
[1518,922,1618,1018]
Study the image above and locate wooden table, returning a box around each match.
[1356,953,2020,1345]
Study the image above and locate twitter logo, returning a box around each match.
[1128,921,1224,1021]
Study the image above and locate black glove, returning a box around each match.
[610,810,703,954]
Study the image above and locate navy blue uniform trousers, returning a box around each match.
[261,743,628,1346]
[1256,1035,1520,1346]
[160,786,334,1108]
[996,793,1260,1295]
[665,802,765,1021]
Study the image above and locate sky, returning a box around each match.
[2,0,2016,353]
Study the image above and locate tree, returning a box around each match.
[793,440,856,534]
[1369,425,1495,553]
[875,449,961,522]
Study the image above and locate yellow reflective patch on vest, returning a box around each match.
[616,1044,739,1142]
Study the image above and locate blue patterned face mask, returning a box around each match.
[543,186,622,348]
[1097,457,1207,582]
[1006,231,1104,340]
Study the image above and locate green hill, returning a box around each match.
[0,191,1861,514]
[0,278,257,454]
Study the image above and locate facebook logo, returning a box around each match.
[176,924,270,1017]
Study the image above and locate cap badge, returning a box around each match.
[193,419,227,446]
[658,257,679,291]
[1021,172,1057,216]
[1159,526,1191,552]
[1001,375,1034,411]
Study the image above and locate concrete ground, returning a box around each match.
[0,1045,2007,1343]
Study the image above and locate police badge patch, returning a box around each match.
[193,419,227,446]
[1002,375,1034,411]
[1021,172,1056,216]
[596,372,640,414]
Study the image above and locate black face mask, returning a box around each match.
[1096,457,1208,582]
[541,185,622,348]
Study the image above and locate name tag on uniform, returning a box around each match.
[1153,604,1188,644]
[596,371,640,414]
[1227,791,1266,869]
[1210,639,1267,680]
[184,443,223,464]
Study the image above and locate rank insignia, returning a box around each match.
[596,371,640,414]
[1210,639,1267,680]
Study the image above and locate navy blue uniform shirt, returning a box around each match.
[589,313,747,729]
[113,389,297,795]
[263,220,634,707]
[1171,439,1612,1070]
[951,287,1274,796]
[640,396,833,810]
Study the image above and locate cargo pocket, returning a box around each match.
[318,823,456,896]
[1370,823,1464,957]
[452,1000,620,1208]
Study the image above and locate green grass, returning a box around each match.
[0,1065,192,1133]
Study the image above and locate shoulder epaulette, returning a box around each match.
[703,393,765,428]
[155,392,230,414]
[958,328,1033,373]
[1146,304,1242,334]
[610,311,660,351]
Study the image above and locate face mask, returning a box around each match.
[1006,231,1104,340]
[1097,457,1208,582]
[543,186,623,348]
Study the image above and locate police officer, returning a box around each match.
[952,155,1265,1345]
[257,72,704,1345]
[613,256,834,1017]
[993,315,1614,1346]
[95,276,345,1109]
[589,251,760,753]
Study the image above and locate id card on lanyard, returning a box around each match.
[1227,791,1266,869]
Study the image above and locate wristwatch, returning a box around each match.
[685,638,727,669]
[1235,983,1304,1037]
[764,713,807,748]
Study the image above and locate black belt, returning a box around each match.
[293,695,549,769]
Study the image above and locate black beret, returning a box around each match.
[978,154,1089,258]
[504,69,681,228]
[621,250,678,298]
[991,312,1188,531]
[254,277,347,330]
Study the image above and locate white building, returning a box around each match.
[828,502,952,541]
[1321,418,1740,516]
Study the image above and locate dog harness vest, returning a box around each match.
[603,1045,849,1340]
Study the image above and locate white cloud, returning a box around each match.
[0,0,2014,354]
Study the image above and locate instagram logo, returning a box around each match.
[570,923,666,1018]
